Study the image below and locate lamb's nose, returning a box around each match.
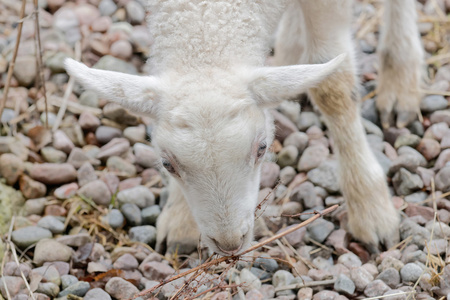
[214,238,244,255]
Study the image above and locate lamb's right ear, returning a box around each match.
[64,59,161,114]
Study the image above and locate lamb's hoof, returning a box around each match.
[376,89,420,129]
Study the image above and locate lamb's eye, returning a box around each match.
[162,159,176,174]
[257,143,267,159]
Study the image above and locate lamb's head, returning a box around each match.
[65,54,345,255]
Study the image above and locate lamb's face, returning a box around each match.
[152,81,275,255]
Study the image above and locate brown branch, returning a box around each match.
[131,204,339,300]
[0,0,26,119]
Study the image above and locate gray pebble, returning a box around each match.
[37,216,65,234]
[117,185,155,208]
[121,203,142,226]
[61,275,78,290]
[141,205,161,225]
[400,263,423,283]
[58,281,90,297]
[307,218,334,243]
[272,270,294,288]
[334,274,355,295]
[420,95,448,113]
[376,267,401,288]
[84,288,112,300]
[307,160,339,193]
[129,225,156,245]
[11,226,52,249]
[108,209,125,228]
[254,254,278,273]
[392,168,424,196]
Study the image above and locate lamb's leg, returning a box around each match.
[156,179,200,255]
[298,0,399,248]
[376,0,424,128]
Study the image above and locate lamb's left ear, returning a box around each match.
[248,54,347,107]
[64,59,161,114]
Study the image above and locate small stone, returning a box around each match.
[36,282,60,298]
[106,276,139,300]
[279,166,296,185]
[24,198,47,216]
[99,0,117,16]
[67,148,97,169]
[58,281,90,297]
[298,145,329,172]
[13,55,37,86]
[435,165,450,192]
[272,270,294,288]
[0,153,24,185]
[283,132,309,153]
[312,291,339,300]
[416,138,441,160]
[379,257,405,272]
[30,163,77,185]
[297,111,322,131]
[307,218,334,243]
[428,239,447,255]
[350,267,374,291]
[338,252,362,269]
[424,122,449,141]
[3,262,31,278]
[117,185,154,208]
[326,229,350,255]
[277,145,298,168]
[260,162,280,188]
[95,126,123,144]
[394,134,421,149]
[125,1,145,24]
[54,182,79,200]
[11,226,52,249]
[392,168,424,196]
[84,288,112,300]
[0,276,25,298]
[110,40,133,60]
[133,143,159,168]
[56,233,91,247]
[77,162,98,187]
[77,179,112,206]
[19,175,47,199]
[271,110,298,142]
[41,147,67,163]
[114,253,139,270]
[420,95,448,113]
[364,279,390,298]
[334,274,355,295]
[376,268,401,288]
[246,289,264,300]
[400,263,422,283]
[139,261,175,280]
[78,111,100,131]
[141,205,161,225]
[37,216,65,234]
[79,90,99,108]
[103,103,139,125]
[107,156,136,177]
[121,203,142,226]
[240,268,261,292]
[307,160,339,193]
[53,130,75,154]
[107,209,124,228]
[435,149,450,169]
[97,138,130,160]
[129,225,156,245]
[61,275,78,290]
[400,219,431,248]
[31,265,61,286]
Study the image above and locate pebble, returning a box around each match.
[13,56,37,86]
[19,175,47,199]
[338,252,362,269]
[56,233,91,247]
[36,282,60,297]
[53,130,75,154]
[67,147,98,169]
[417,138,441,160]
[24,198,47,216]
[277,145,299,168]
[58,281,90,297]
[435,165,450,192]
[420,95,448,113]
[394,134,421,149]
[254,254,279,273]
[0,276,25,298]
[283,132,309,153]
[121,203,142,226]
[133,143,159,168]
[32,265,61,285]
[298,145,329,172]
[141,205,161,225]
[103,103,139,125]
[79,90,99,108]
[240,268,262,292]
[297,111,322,131]
[400,263,423,283]
[110,39,133,60]
[392,168,424,196]
[40,147,67,163]
[139,261,175,280]
[37,216,65,234]
[350,267,374,291]
[104,277,139,299]
[107,209,125,228]
[279,166,297,185]
[11,226,52,248]
[376,267,401,288]
[307,160,339,193]
[54,182,79,199]
[334,274,355,295]
[272,110,298,142]
[107,156,137,177]
[307,218,335,243]
[30,163,77,185]
[77,162,98,187]
[125,1,146,24]
[97,138,130,160]
[84,288,112,300]
[364,279,390,298]
[61,275,78,290]
[95,126,123,144]
[129,225,156,244]
[117,185,155,208]
[272,270,294,288]
[0,153,24,185]
[77,179,112,206]
[114,253,139,270]
[78,111,101,131]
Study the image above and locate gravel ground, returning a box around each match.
[0,0,450,299]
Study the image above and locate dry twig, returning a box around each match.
[130,204,338,300]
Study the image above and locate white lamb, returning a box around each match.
[65,0,424,255]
